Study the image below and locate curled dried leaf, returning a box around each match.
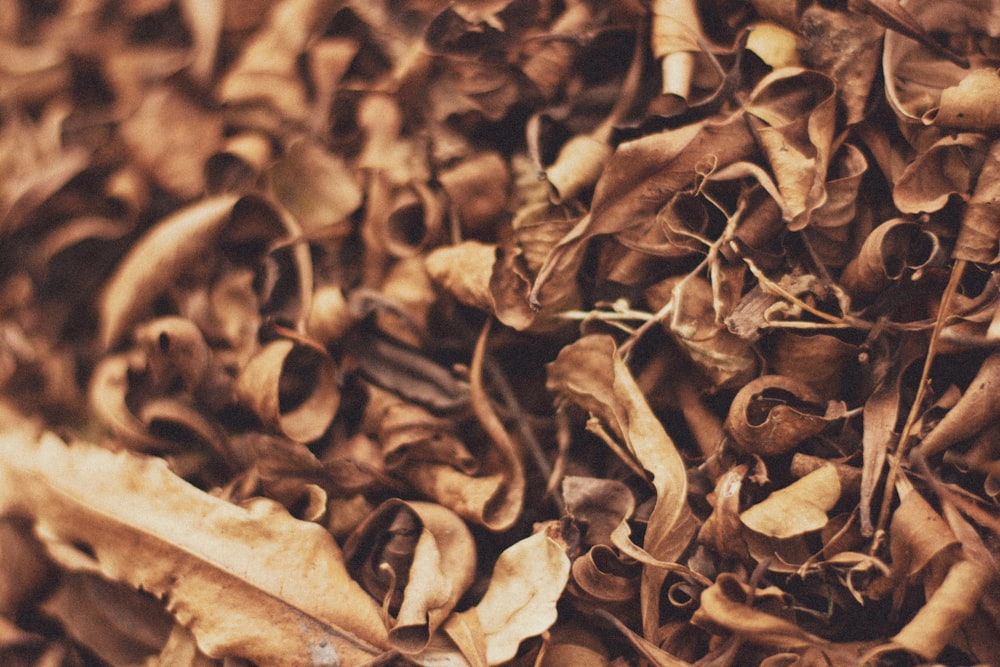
[954,138,1000,263]
[725,375,846,457]
[234,338,340,444]
[0,421,389,666]
[745,67,837,231]
[840,218,941,301]
[425,240,497,313]
[893,133,988,214]
[883,0,1000,128]
[645,275,758,389]
[916,350,1000,459]
[344,498,476,655]
[450,522,571,666]
[546,334,698,640]
[437,151,510,236]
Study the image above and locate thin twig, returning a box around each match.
[872,258,967,547]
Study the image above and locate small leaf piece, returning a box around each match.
[740,464,842,539]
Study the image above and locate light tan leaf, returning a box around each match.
[0,418,389,666]
[99,194,239,349]
[889,558,993,661]
[463,522,571,665]
[740,464,842,539]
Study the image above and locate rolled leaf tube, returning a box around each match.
[235,338,339,444]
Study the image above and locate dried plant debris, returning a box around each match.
[2,1,1000,665]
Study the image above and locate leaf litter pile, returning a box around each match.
[3,0,1000,665]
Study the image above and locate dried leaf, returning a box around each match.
[725,375,847,457]
[745,67,837,231]
[119,85,223,200]
[234,338,340,444]
[41,572,173,666]
[954,138,1000,263]
[268,137,363,238]
[451,522,571,665]
[740,464,842,539]
[546,334,698,640]
[98,195,239,348]
[0,419,388,666]
[893,133,988,214]
[344,499,476,654]
[840,218,941,301]
[531,111,756,306]
[889,558,994,660]
[915,350,1000,459]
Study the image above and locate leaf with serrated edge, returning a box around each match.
[0,415,388,666]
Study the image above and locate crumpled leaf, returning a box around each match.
[0,411,389,666]
[893,133,988,214]
[531,110,757,306]
[645,274,758,389]
[692,572,868,664]
[217,0,335,123]
[546,334,698,641]
[744,67,837,231]
[953,138,1000,263]
[883,0,1000,128]
[344,498,476,654]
